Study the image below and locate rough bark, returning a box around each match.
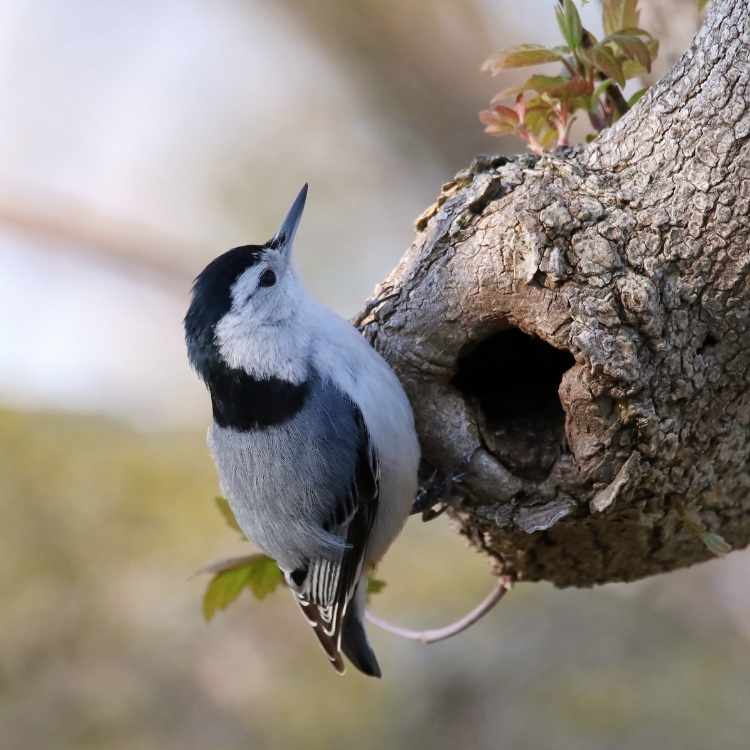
[355,0,750,586]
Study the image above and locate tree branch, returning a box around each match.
[356,0,750,586]
[366,576,512,644]
[0,190,196,294]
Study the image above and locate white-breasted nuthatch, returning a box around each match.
[184,185,420,677]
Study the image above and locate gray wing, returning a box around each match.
[291,401,380,673]
[211,371,378,572]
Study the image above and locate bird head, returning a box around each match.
[184,184,308,377]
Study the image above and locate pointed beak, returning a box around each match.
[272,183,308,254]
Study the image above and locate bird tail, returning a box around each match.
[295,596,346,674]
[341,585,381,678]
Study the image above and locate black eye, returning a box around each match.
[259,269,276,288]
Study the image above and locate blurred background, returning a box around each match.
[2,2,746,749]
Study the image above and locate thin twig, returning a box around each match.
[365,576,513,644]
[0,189,199,294]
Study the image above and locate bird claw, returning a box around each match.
[411,471,440,516]
[420,502,448,522]
[411,468,468,522]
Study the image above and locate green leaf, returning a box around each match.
[605,32,652,71]
[495,76,590,104]
[523,74,570,93]
[203,565,252,621]
[617,27,660,60]
[588,44,625,86]
[555,0,583,50]
[538,126,560,151]
[524,100,553,120]
[524,102,558,151]
[622,59,647,80]
[367,576,387,598]
[215,496,244,536]
[618,26,656,38]
[481,45,562,74]
[246,555,286,599]
[701,531,732,557]
[551,45,574,56]
[201,553,285,621]
[697,0,710,12]
[527,75,590,101]
[602,0,640,36]
[565,0,583,48]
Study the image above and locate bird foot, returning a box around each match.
[411,470,466,521]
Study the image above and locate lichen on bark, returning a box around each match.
[355,0,750,586]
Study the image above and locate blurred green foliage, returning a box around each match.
[3,407,750,750]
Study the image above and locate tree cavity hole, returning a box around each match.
[452,328,575,481]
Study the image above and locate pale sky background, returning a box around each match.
[0,0,604,426]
